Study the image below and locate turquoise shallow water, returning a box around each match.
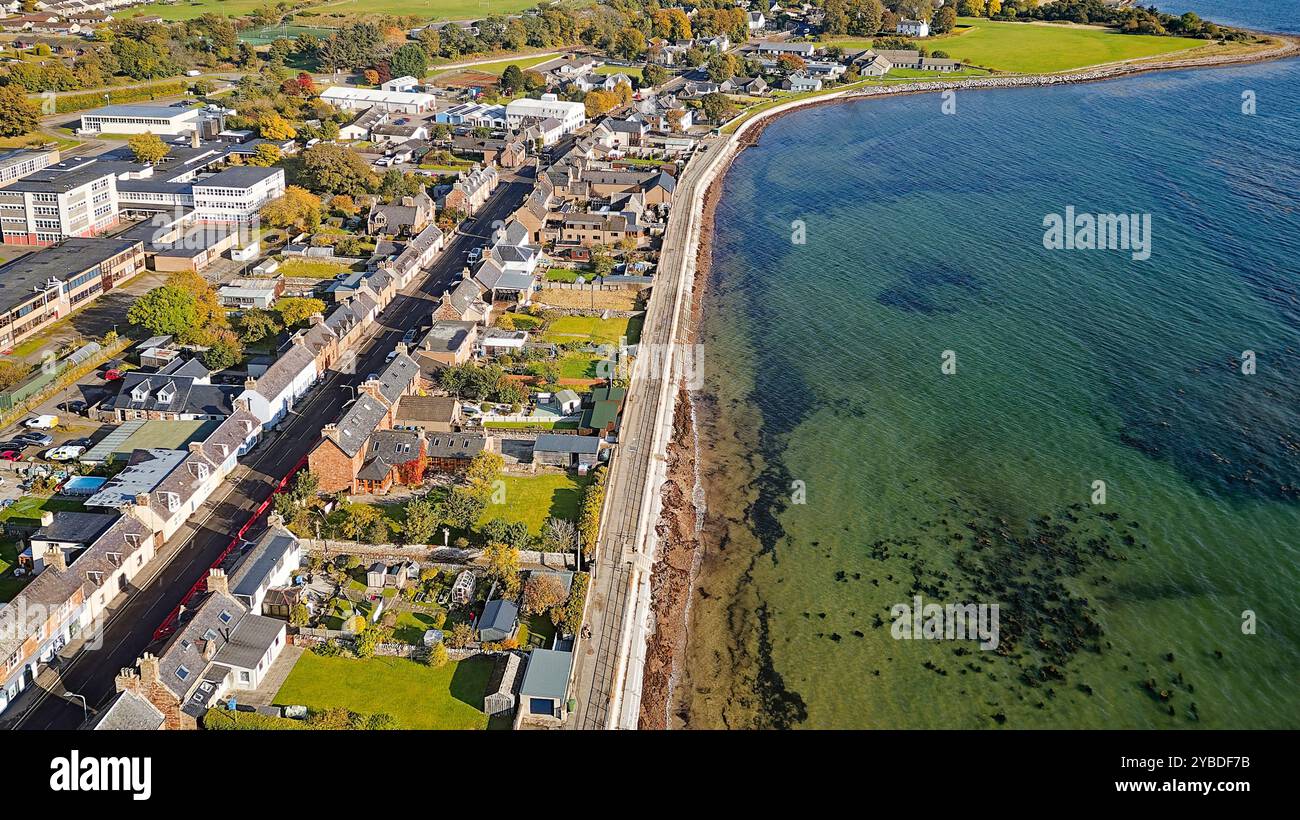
[683,47,1300,728]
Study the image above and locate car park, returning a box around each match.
[45,445,86,462]
[58,400,89,415]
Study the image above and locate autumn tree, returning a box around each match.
[300,143,377,196]
[260,186,322,232]
[128,132,170,165]
[483,542,522,599]
[275,296,326,329]
[522,572,567,616]
[584,89,619,118]
[257,112,297,140]
[246,143,282,167]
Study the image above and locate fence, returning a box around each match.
[300,538,578,570]
[542,280,649,292]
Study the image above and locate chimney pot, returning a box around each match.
[138,653,160,687]
[244,376,257,391]
[188,441,204,454]
[44,547,67,573]
[39,510,54,527]
[207,568,229,597]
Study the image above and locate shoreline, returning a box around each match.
[633,31,1300,729]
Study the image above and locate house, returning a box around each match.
[356,427,427,494]
[478,598,518,643]
[395,395,462,433]
[533,433,602,468]
[425,432,491,474]
[433,276,493,326]
[580,384,627,436]
[237,341,319,429]
[873,50,958,71]
[368,190,434,237]
[442,164,499,216]
[84,689,166,731]
[113,570,287,729]
[754,40,816,58]
[23,511,118,573]
[517,648,574,726]
[477,327,529,358]
[226,521,301,616]
[338,106,389,141]
[415,319,479,369]
[218,277,283,309]
[897,18,930,37]
[0,513,158,716]
[98,358,237,423]
[370,121,430,144]
[747,11,767,31]
[451,569,476,605]
[781,71,822,92]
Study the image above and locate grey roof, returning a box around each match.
[358,428,422,481]
[194,166,281,190]
[101,371,236,417]
[85,104,195,118]
[396,395,458,423]
[534,433,601,455]
[426,432,488,460]
[85,689,166,731]
[212,612,284,671]
[31,512,119,545]
[331,394,389,458]
[0,238,141,311]
[420,320,476,354]
[370,352,420,405]
[250,342,315,401]
[478,599,518,642]
[228,525,299,601]
[443,277,486,316]
[520,648,574,701]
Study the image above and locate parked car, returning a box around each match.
[17,432,53,447]
[0,440,29,451]
[23,414,58,429]
[385,350,399,363]
[57,400,88,415]
[64,437,93,448]
[0,451,23,462]
[402,329,416,345]
[45,445,85,462]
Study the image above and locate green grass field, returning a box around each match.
[274,653,495,729]
[933,18,1204,74]
[430,53,556,79]
[543,315,636,345]
[276,258,354,279]
[595,64,643,79]
[130,0,538,21]
[479,472,589,534]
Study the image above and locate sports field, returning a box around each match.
[934,18,1205,73]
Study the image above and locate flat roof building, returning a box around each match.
[320,86,435,114]
[79,104,207,136]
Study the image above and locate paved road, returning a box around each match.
[570,134,724,729]
[10,172,533,731]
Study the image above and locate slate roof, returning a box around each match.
[369,352,420,405]
[534,433,601,455]
[249,342,315,402]
[478,599,518,642]
[228,525,299,601]
[331,394,390,458]
[30,511,118,545]
[519,648,574,701]
[420,320,476,354]
[359,428,422,481]
[426,432,488,460]
[85,690,166,731]
[397,395,458,424]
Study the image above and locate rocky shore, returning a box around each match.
[634,32,1299,730]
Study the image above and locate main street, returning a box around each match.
[10,172,534,731]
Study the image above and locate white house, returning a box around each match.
[382,75,420,92]
[238,341,319,429]
[505,94,587,135]
[747,11,766,31]
[227,523,301,616]
[898,19,930,37]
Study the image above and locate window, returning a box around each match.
[239,671,250,683]
[218,610,232,624]
[202,628,218,642]
[176,665,190,681]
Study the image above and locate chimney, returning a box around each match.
[135,492,151,510]
[138,653,160,687]
[309,312,324,326]
[322,422,339,442]
[244,376,257,391]
[235,396,252,414]
[114,668,141,694]
[39,510,54,527]
[44,547,67,573]
[268,511,285,528]
[395,342,408,357]
[202,640,217,661]
[188,441,204,454]
[190,129,200,149]
[206,568,229,597]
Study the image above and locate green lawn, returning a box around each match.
[0,495,85,525]
[543,315,636,346]
[931,18,1204,74]
[595,64,643,79]
[430,53,556,78]
[277,258,354,279]
[480,472,589,535]
[126,0,281,20]
[545,267,581,283]
[392,610,444,645]
[0,538,28,603]
[556,352,606,380]
[274,653,495,730]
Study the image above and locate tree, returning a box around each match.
[442,486,485,530]
[337,503,381,541]
[579,465,608,557]
[0,86,40,138]
[555,572,588,633]
[483,542,521,599]
[584,89,619,118]
[389,43,429,79]
[404,496,440,544]
[289,603,310,627]
[275,296,326,329]
[644,62,668,87]
[128,286,199,340]
[466,451,504,498]
[700,92,738,123]
[237,308,281,344]
[424,642,449,668]
[261,186,322,232]
[247,143,282,167]
[521,572,567,615]
[201,329,244,371]
[613,27,646,60]
[0,359,31,391]
[446,622,474,649]
[128,132,170,165]
[257,112,297,141]
[354,625,383,658]
[541,517,578,555]
[776,53,807,73]
[300,143,377,196]
[590,245,615,278]
[933,5,958,33]
[481,518,530,551]
[329,194,359,217]
[706,52,737,84]
[500,63,525,93]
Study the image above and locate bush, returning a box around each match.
[311,639,345,657]
[446,622,475,649]
[424,642,449,668]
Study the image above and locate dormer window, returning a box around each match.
[130,381,150,402]
[106,552,122,566]
[156,382,175,404]
[165,492,180,512]
[87,571,103,586]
